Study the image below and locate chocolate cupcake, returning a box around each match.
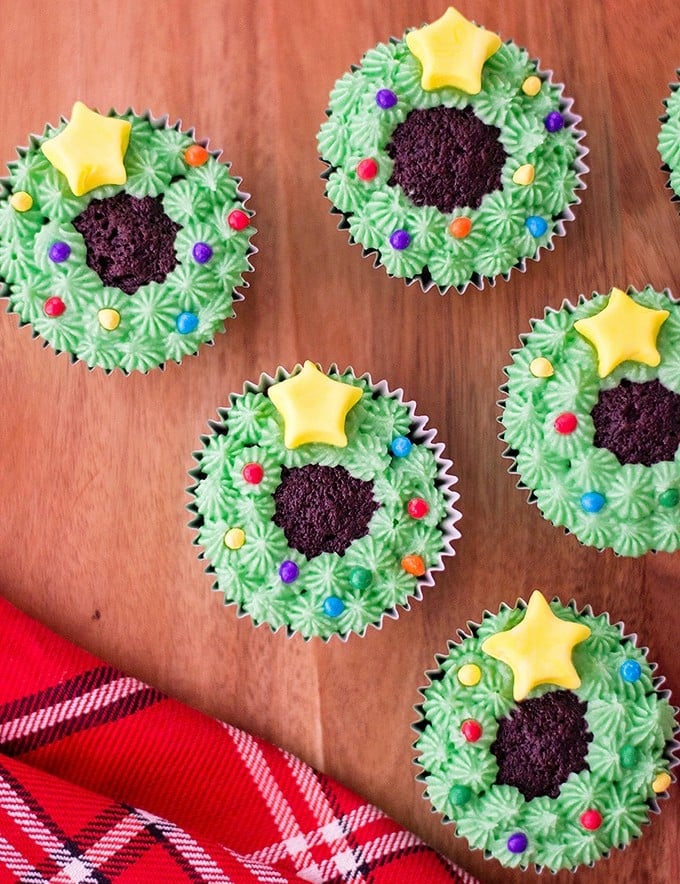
[414,592,678,872]
[500,286,680,556]
[188,362,461,639]
[0,102,254,372]
[318,6,587,292]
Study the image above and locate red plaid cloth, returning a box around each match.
[0,597,478,883]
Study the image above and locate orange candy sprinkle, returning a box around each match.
[401,554,426,576]
[448,217,472,239]
[184,144,209,167]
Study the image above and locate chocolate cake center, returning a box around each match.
[491,690,591,800]
[592,378,680,466]
[273,464,379,560]
[386,105,507,212]
[73,192,182,295]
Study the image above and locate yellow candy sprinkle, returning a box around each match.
[224,528,245,550]
[652,772,672,793]
[10,191,33,212]
[530,357,554,378]
[522,75,541,96]
[457,663,481,686]
[98,308,121,331]
[512,164,535,186]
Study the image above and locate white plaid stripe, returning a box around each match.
[0,677,148,744]
[0,774,66,856]
[49,813,148,883]
[0,832,46,882]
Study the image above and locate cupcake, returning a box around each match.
[414,591,678,873]
[0,102,255,372]
[187,361,461,639]
[658,72,680,204]
[500,286,680,556]
[317,5,587,292]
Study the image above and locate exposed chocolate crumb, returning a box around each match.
[73,192,181,294]
[386,105,507,212]
[491,690,591,800]
[592,378,680,466]
[273,464,379,559]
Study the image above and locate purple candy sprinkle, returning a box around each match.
[507,832,528,854]
[279,560,300,583]
[389,229,411,250]
[375,88,398,110]
[544,111,565,133]
[192,242,213,264]
[48,241,71,263]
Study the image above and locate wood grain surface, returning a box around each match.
[1,1,679,881]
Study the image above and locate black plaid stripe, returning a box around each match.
[313,773,374,884]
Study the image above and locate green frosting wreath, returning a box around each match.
[500,286,680,556]
[414,596,678,873]
[188,365,461,639]
[658,72,680,201]
[317,12,586,292]
[0,107,254,372]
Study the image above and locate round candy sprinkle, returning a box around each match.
[227,209,250,230]
[279,560,300,583]
[448,216,472,239]
[224,528,245,550]
[348,567,372,590]
[461,719,483,743]
[48,241,71,263]
[43,296,66,318]
[184,144,209,166]
[9,191,33,212]
[242,462,264,484]
[407,497,429,519]
[521,75,541,96]
[323,596,345,618]
[389,229,411,250]
[375,88,398,109]
[457,663,481,687]
[356,158,378,181]
[652,772,672,793]
[176,311,199,334]
[391,436,412,458]
[580,491,606,513]
[529,356,554,378]
[525,215,548,237]
[580,809,602,831]
[192,242,213,264]
[659,488,679,508]
[554,412,578,434]
[619,659,642,683]
[401,554,425,576]
[507,832,528,854]
[97,308,121,331]
[620,745,638,769]
[512,164,535,186]
[449,784,472,806]
[545,110,565,132]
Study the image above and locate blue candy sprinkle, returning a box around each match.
[323,596,345,618]
[390,436,412,458]
[580,491,606,513]
[176,311,199,334]
[525,216,548,237]
[620,659,642,683]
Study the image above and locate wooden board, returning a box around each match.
[0,1,678,881]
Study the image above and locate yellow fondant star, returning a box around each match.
[41,101,131,196]
[481,591,591,702]
[574,287,669,378]
[269,361,363,449]
[405,6,502,94]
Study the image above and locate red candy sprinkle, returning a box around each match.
[356,158,379,181]
[580,809,602,831]
[227,209,250,231]
[554,412,578,434]
[43,296,66,318]
[461,720,483,743]
[407,497,429,519]
[184,144,209,167]
[242,462,264,484]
